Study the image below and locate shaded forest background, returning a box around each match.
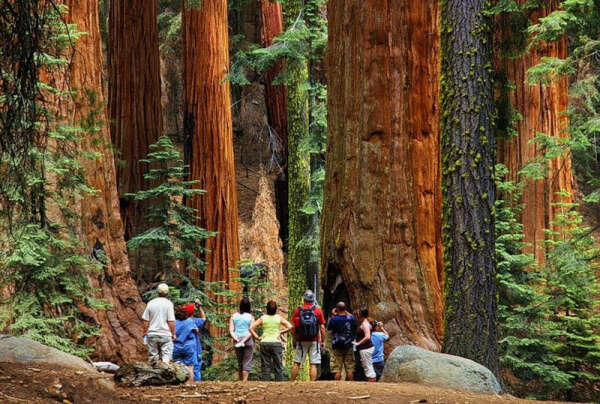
[1,0,600,402]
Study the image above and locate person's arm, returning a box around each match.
[319,323,327,347]
[229,315,239,341]
[168,321,176,341]
[197,306,206,320]
[280,317,293,335]
[380,324,390,340]
[142,321,149,337]
[355,321,371,346]
[250,317,262,340]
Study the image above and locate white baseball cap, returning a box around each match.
[157,283,170,295]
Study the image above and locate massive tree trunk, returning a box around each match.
[284,0,311,318]
[260,0,289,249]
[321,0,443,351]
[440,0,498,373]
[62,0,145,362]
[496,1,574,264]
[182,0,241,295]
[108,0,162,242]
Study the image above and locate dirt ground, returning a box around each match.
[0,362,568,404]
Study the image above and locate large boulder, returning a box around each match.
[114,362,190,387]
[0,335,94,371]
[382,345,503,395]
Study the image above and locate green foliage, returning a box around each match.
[126,135,216,280]
[0,2,107,357]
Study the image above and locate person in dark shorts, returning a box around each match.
[229,298,255,381]
[327,301,357,381]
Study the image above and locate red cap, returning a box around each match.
[185,303,195,316]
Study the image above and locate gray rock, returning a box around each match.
[114,362,190,387]
[0,335,94,371]
[382,345,503,395]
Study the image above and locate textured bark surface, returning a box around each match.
[260,0,289,248]
[183,0,241,296]
[62,0,145,362]
[108,0,163,248]
[496,1,574,264]
[322,0,443,351]
[440,0,498,374]
[284,0,311,318]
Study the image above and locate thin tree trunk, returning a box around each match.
[321,0,443,351]
[62,0,145,362]
[284,0,311,318]
[108,0,163,281]
[260,0,289,250]
[440,0,498,374]
[182,0,241,296]
[496,1,574,265]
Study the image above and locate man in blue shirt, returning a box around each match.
[370,321,389,381]
[326,301,357,381]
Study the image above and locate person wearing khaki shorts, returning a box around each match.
[327,302,357,381]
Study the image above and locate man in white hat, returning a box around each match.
[142,283,176,363]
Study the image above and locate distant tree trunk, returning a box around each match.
[284,0,311,318]
[440,0,498,373]
[62,0,145,362]
[108,0,163,280]
[260,0,289,250]
[496,1,574,265]
[321,0,443,351]
[182,0,241,295]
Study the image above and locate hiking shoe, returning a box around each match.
[234,341,245,348]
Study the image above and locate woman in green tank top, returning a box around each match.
[250,300,293,381]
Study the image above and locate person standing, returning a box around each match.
[173,305,199,381]
[290,290,326,381]
[327,301,357,381]
[354,308,376,382]
[142,283,176,364]
[229,298,255,381]
[371,321,389,381]
[250,300,293,381]
[191,300,206,381]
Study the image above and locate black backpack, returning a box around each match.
[297,305,319,338]
[331,315,355,349]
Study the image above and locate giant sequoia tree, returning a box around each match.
[108,0,163,250]
[321,0,443,350]
[62,0,145,361]
[496,0,574,264]
[183,1,241,292]
[440,0,499,373]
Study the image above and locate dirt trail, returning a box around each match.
[0,362,568,404]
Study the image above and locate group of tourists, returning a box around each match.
[142,284,389,383]
[141,283,206,381]
[229,289,390,382]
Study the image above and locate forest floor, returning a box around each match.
[0,362,569,404]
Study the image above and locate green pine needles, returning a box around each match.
[0,1,105,357]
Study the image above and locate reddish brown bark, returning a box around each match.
[322,0,443,351]
[183,1,241,296]
[496,1,574,264]
[259,0,289,246]
[108,0,163,249]
[61,0,145,361]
